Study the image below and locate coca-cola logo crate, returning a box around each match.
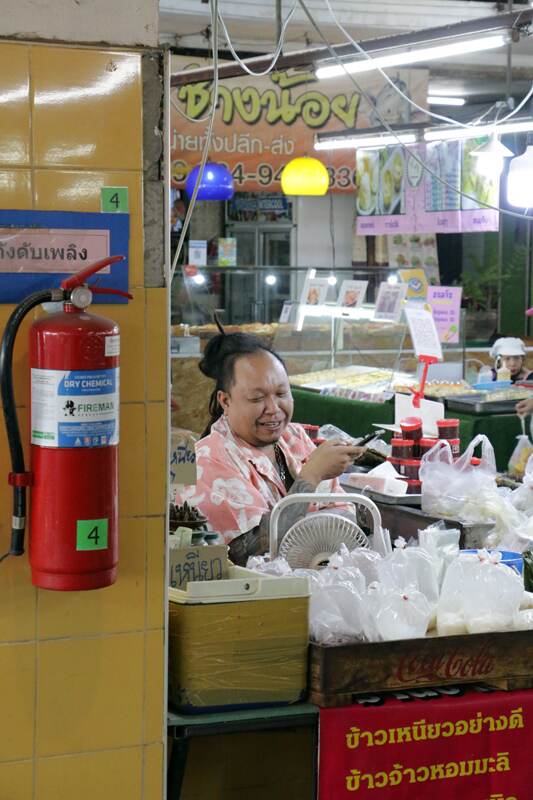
[309,631,533,708]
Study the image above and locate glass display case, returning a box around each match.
[171,265,467,408]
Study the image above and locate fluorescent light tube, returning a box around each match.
[316,33,508,79]
[424,119,533,141]
[315,133,417,151]
[428,95,466,106]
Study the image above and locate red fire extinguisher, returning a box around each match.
[0,255,131,590]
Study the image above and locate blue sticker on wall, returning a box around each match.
[0,210,130,303]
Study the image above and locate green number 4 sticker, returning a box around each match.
[77,518,109,551]
[101,186,129,213]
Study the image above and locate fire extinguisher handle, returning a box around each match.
[90,286,133,300]
[60,255,125,290]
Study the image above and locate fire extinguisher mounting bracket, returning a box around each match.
[8,472,33,487]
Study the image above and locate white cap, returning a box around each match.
[489,337,526,359]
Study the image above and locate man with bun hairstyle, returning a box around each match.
[177,318,362,565]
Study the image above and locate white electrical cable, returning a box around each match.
[322,0,533,132]
[297,0,531,222]
[170,0,220,282]
[218,3,297,76]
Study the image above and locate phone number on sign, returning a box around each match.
[173,160,356,190]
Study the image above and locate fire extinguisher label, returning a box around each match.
[31,367,119,448]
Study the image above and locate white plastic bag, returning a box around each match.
[373,586,432,641]
[246,555,293,575]
[510,452,533,515]
[420,435,497,522]
[418,522,460,587]
[437,550,523,635]
[376,536,439,607]
[338,545,382,588]
[309,582,369,645]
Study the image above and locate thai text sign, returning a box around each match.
[0,228,109,273]
[319,685,531,799]
[0,210,129,304]
[171,56,427,193]
[426,285,462,344]
[356,141,499,234]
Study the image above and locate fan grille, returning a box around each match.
[278,512,368,569]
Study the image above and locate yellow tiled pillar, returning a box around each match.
[0,41,166,799]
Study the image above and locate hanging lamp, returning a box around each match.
[185,162,234,201]
[507,145,533,208]
[280,156,329,196]
[470,134,513,178]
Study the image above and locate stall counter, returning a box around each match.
[292,388,522,472]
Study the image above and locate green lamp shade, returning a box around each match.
[280,157,329,196]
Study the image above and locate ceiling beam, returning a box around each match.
[170,8,532,86]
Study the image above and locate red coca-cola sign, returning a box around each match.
[396,646,495,684]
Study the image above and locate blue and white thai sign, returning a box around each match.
[0,209,129,303]
[31,368,119,448]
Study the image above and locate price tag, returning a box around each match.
[100,187,129,213]
[76,518,109,551]
[404,305,443,361]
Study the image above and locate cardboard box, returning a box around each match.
[169,427,197,485]
[168,544,228,590]
[168,566,309,711]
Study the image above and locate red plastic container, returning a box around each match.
[437,418,460,439]
[388,456,406,476]
[402,458,421,480]
[390,438,414,459]
[400,417,422,443]
[419,438,439,455]
[406,479,422,495]
[471,457,482,466]
[447,438,461,457]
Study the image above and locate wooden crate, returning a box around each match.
[309,630,533,707]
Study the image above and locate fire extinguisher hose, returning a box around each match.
[0,289,57,561]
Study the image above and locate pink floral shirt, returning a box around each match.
[177,416,345,544]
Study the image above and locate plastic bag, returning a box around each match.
[508,434,533,479]
[418,522,460,587]
[420,435,497,522]
[337,545,382,588]
[437,550,523,635]
[376,536,439,607]
[246,555,293,575]
[510,452,533,514]
[309,582,370,645]
[373,585,432,641]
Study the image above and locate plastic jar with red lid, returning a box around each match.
[402,458,421,480]
[390,438,414,459]
[448,438,460,457]
[437,418,460,440]
[400,417,422,442]
[420,438,439,455]
[471,456,482,466]
[406,479,422,495]
[388,456,406,475]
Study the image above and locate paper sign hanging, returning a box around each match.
[404,305,443,361]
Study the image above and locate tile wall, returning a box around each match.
[0,41,166,799]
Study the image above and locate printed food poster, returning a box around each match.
[389,233,440,284]
[300,277,329,306]
[426,285,462,343]
[337,279,368,308]
[355,140,499,235]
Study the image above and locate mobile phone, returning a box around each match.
[358,429,385,447]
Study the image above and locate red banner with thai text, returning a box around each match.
[319,686,531,799]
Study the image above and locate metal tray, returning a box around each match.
[446,395,519,414]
